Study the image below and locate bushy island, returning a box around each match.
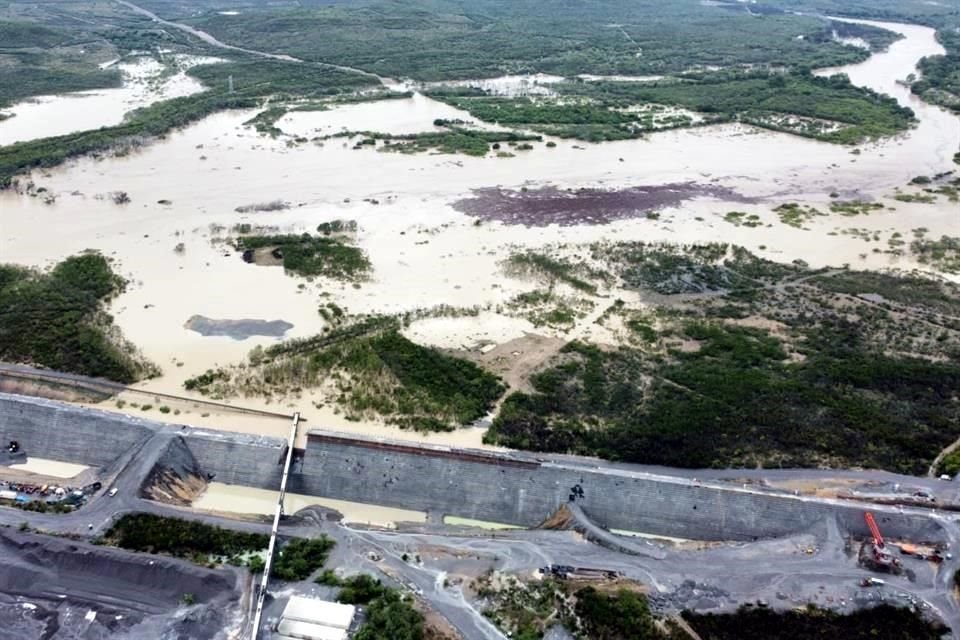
[429,70,916,144]
[486,243,960,475]
[0,253,156,382]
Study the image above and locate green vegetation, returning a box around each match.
[478,572,687,640]
[830,200,886,215]
[683,603,947,640]
[236,232,371,281]
[336,574,389,604]
[428,92,705,142]
[0,91,258,188]
[0,253,156,382]
[190,1,891,81]
[0,19,123,109]
[187,59,376,98]
[0,54,377,187]
[913,39,960,113]
[103,514,268,561]
[774,203,826,228]
[185,318,505,431]
[355,589,425,640]
[272,536,335,581]
[560,71,915,144]
[911,236,960,274]
[486,243,960,474]
[724,211,763,228]
[505,252,602,293]
[337,126,542,157]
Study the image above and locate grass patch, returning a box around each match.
[0,253,156,382]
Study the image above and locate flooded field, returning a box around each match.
[0,55,216,146]
[0,18,957,447]
[193,482,427,527]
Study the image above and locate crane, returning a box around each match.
[865,512,885,549]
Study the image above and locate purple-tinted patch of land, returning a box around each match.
[452,183,753,226]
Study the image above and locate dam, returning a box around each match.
[0,392,947,543]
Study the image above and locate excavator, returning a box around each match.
[861,512,901,572]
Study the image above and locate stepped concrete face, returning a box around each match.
[0,394,947,543]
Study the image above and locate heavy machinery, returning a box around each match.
[860,512,902,573]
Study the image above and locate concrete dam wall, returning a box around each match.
[297,432,945,543]
[0,394,153,468]
[0,394,946,543]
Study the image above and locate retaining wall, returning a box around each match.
[297,432,945,542]
[0,394,945,543]
[0,394,153,468]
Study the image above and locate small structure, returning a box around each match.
[274,596,356,640]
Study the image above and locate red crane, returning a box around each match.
[865,512,885,548]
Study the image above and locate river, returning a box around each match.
[0,17,956,447]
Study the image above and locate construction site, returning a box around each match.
[0,390,958,639]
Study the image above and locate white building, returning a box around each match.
[275,596,356,640]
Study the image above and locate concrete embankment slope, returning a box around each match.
[298,431,946,543]
[0,394,947,543]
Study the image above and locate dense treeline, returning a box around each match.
[0,253,155,382]
[104,514,268,558]
[190,0,884,81]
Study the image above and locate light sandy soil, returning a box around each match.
[0,19,957,450]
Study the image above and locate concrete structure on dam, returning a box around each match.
[0,393,948,544]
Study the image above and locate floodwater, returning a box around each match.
[0,18,958,446]
[193,482,427,527]
[0,56,216,146]
[276,92,504,138]
[443,516,524,530]
[9,458,89,479]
